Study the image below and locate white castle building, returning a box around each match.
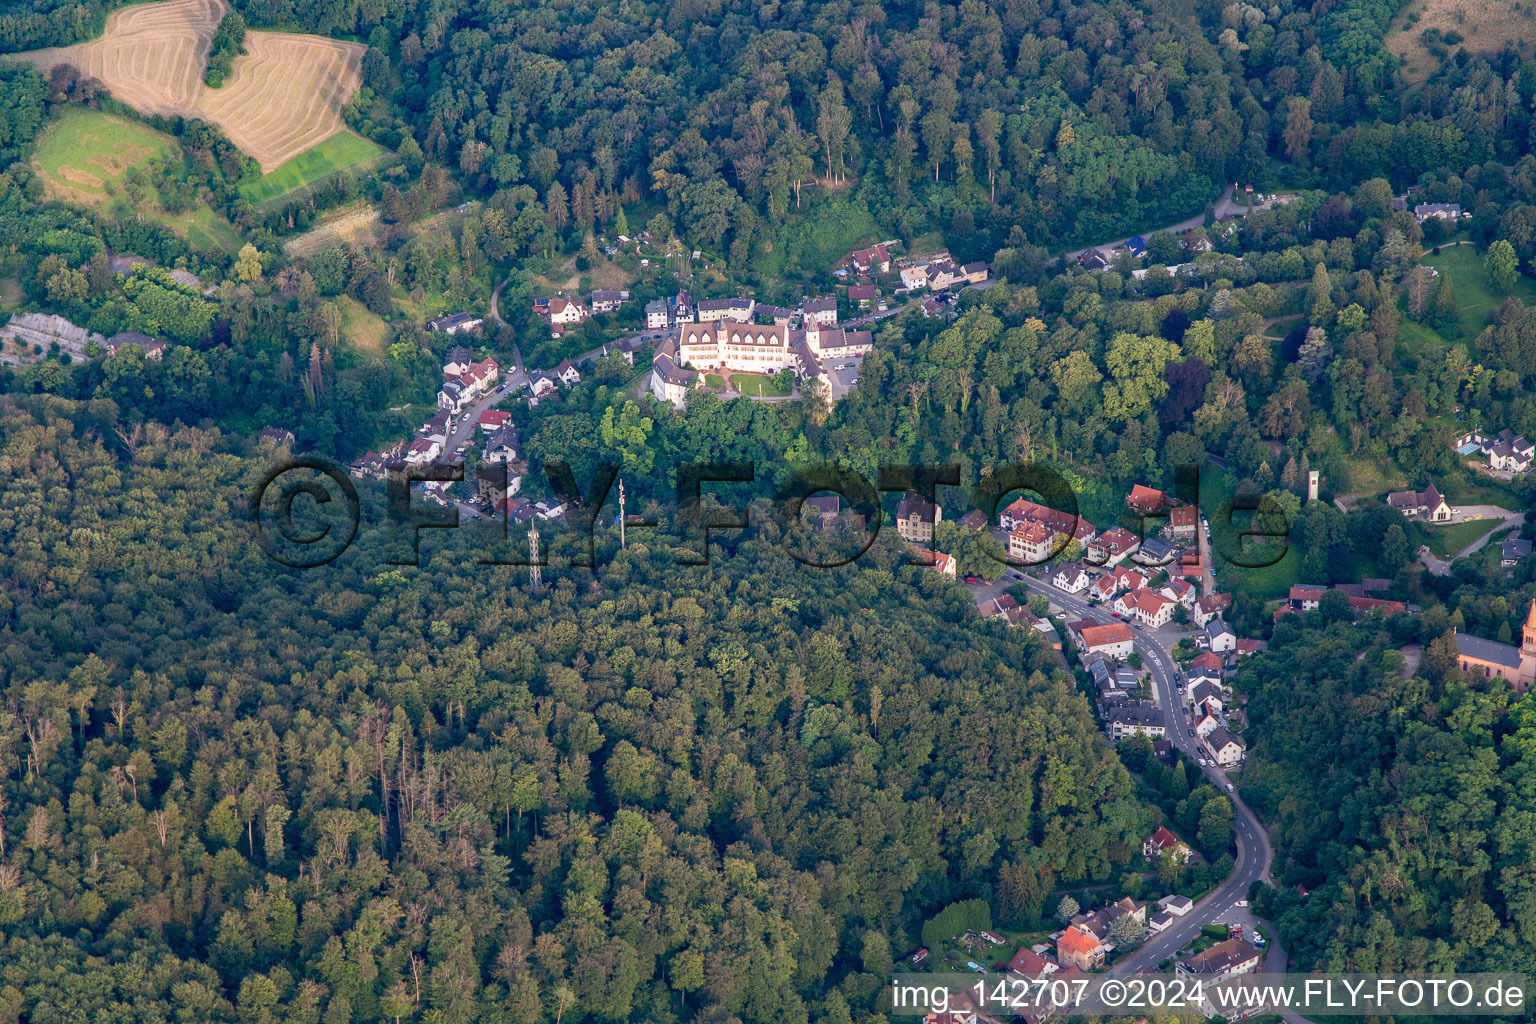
[649,320,873,407]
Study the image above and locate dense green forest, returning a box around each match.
[1,0,1536,1016]
[1242,612,1536,977]
[0,396,1154,1022]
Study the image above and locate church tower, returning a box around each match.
[1521,599,1536,689]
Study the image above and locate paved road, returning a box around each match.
[989,573,1276,962]
[441,372,526,455]
[1417,505,1523,575]
[1059,185,1299,263]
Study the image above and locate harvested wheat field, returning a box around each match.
[13,0,366,173]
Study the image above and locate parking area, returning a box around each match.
[824,354,864,399]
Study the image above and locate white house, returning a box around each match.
[1205,726,1244,766]
[1205,619,1236,653]
[1054,565,1091,593]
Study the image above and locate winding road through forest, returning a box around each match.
[1002,571,1312,1021]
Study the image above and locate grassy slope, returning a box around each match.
[240,130,387,206]
[33,107,242,253]
[1423,243,1536,341]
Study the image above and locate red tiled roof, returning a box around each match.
[1058,928,1099,956]
[1081,622,1134,648]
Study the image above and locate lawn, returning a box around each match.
[33,107,177,202]
[336,295,390,354]
[726,372,791,396]
[240,131,388,206]
[1409,518,1504,560]
[1423,243,1536,340]
[32,107,243,253]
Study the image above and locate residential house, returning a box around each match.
[999,497,1096,544]
[1459,428,1535,473]
[1233,638,1266,658]
[588,289,629,314]
[1193,706,1221,739]
[1188,680,1224,712]
[259,426,295,446]
[697,297,756,323]
[912,547,957,577]
[437,379,469,414]
[554,358,582,386]
[1386,483,1451,521]
[1010,520,1059,565]
[961,261,990,284]
[1158,895,1194,917]
[899,264,930,291]
[1006,947,1058,981]
[427,312,483,334]
[1205,619,1237,653]
[1189,652,1224,683]
[848,284,878,309]
[533,498,567,520]
[1142,826,1192,864]
[1127,484,1168,513]
[847,243,892,275]
[1169,505,1198,540]
[979,594,1018,619]
[1503,537,1533,566]
[959,509,989,530]
[644,299,670,329]
[477,409,510,434]
[1055,926,1104,971]
[802,296,838,326]
[1289,583,1327,612]
[756,303,796,325]
[476,464,522,505]
[1054,564,1091,593]
[1413,202,1461,222]
[1148,912,1174,934]
[1177,939,1262,977]
[405,438,441,463]
[895,490,942,544]
[536,295,588,335]
[442,345,474,376]
[418,411,449,444]
[483,427,520,464]
[1124,235,1148,257]
[1079,248,1111,270]
[1089,527,1141,566]
[926,260,965,290]
[802,495,841,531]
[1134,536,1179,566]
[1080,622,1135,659]
[527,371,558,400]
[1192,593,1232,626]
[1205,726,1244,766]
[1117,589,1173,627]
[1114,664,1138,689]
[1160,579,1195,607]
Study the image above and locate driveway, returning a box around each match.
[1417,504,1522,575]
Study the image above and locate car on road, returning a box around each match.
[1225,782,1234,792]
[1235,900,1248,907]
[964,575,980,584]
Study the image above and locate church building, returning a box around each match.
[1455,599,1536,690]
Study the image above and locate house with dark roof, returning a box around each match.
[1386,483,1451,521]
[848,284,878,308]
[1204,726,1244,766]
[1502,537,1533,566]
[427,312,482,334]
[259,426,295,446]
[895,490,941,544]
[1177,938,1262,976]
